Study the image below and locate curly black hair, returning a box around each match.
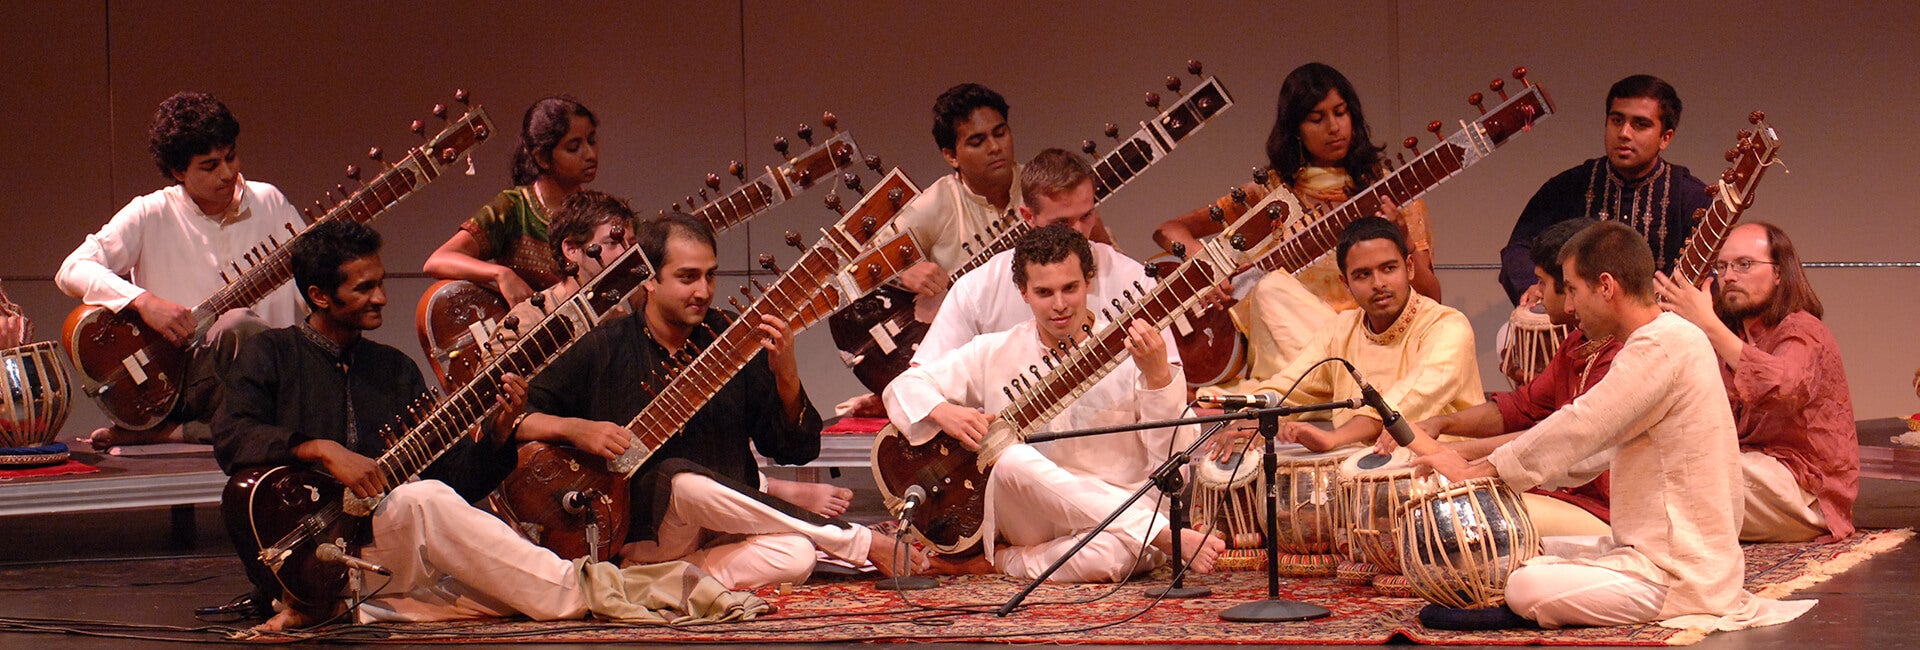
[931,83,1009,152]
[1011,225,1094,290]
[148,91,240,181]
[291,220,383,310]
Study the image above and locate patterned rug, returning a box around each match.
[297,528,1909,645]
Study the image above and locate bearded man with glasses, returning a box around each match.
[1654,222,1857,543]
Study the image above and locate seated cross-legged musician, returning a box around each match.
[884,225,1225,582]
[1209,216,1481,457]
[58,91,305,449]
[913,148,1167,364]
[1407,218,1616,537]
[1157,62,1440,390]
[517,212,925,589]
[424,96,599,306]
[1413,222,1815,629]
[214,221,764,631]
[1654,222,1857,542]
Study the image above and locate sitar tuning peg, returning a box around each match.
[432,103,448,123]
[1267,202,1287,222]
[1427,120,1443,142]
[1208,204,1225,223]
[367,147,387,167]
[1187,59,1203,77]
[705,173,721,191]
[843,171,863,193]
[758,253,778,271]
[501,315,520,333]
[301,207,314,220]
[697,189,710,203]
[728,296,743,311]
[1253,166,1269,184]
[739,285,752,298]
[1403,136,1420,153]
[862,215,877,234]
[887,187,905,208]
[454,88,471,106]
[1142,262,1159,279]
[1104,123,1120,140]
[1231,233,1249,251]
[1145,91,1161,111]
[1512,66,1530,89]
[346,164,362,184]
[824,192,845,215]
[1165,75,1182,93]
[822,111,839,133]
[863,154,882,172]
[409,119,427,139]
[530,293,546,310]
[1490,77,1508,101]
[797,123,814,146]
[285,222,298,237]
[750,278,767,294]
[773,136,790,157]
[1081,139,1097,155]
[1469,92,1486,115]
[1749,110,1765,124]
[1170,241,1187,260]
[585,243,604,264]
[1229,187,1248,205]
[335,183,351,200]
[728,160,746,181]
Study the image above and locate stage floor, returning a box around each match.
[2,422,1916,648]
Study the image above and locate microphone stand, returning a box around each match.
[1142,420,1228,601]
[1218,405,1333,622]
[995,401,1355,617]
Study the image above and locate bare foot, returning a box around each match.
[1154,527,1227,574]
[765,477,852,518]
[81,424,182,451]
[867,530,930,578]
[249,606,320,633]
[838,392,887,418]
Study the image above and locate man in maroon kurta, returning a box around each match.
[1410,219,1618,534]
[1655,222,1857,542]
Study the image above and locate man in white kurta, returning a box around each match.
[57,92,304,447]
[1414,222,1813,630]
[885,226,1223,582]
[913,148,1164,365]
[1215,216,1481,455]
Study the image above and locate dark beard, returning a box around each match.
[1714,291,1762,322]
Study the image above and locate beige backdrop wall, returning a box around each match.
[2,1,1914,441]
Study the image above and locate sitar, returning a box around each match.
[221,219,658,613]
[828,61,1234,394]
[871,175,1306,555]
[417,117,868,390]
[498,169,925,557]
[1672,112,1782,284]
[1174,68,1557,386]
[63,93,493,432]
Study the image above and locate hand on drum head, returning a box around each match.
[1203,424,1256,462]
[1408,446,1496,483]
[929,403,993,451]
[1517,283,1543,309]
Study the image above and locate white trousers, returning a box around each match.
[617,473,871,589]
[357,481,588,623]
[1505,561,1668,628]
[988,444,1169,583]
[1739,451,1827,543]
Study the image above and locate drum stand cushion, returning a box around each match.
[0,442,71,467]
[1417,603,1539,631]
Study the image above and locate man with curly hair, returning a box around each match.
[57,91,306,448]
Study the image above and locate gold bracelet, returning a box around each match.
[509,412,532,436]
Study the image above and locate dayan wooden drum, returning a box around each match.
[1337,446,1430,573]
[1394,476,1540,609]
[1266,444,1349,554]
[0,341,73,448]
[1191,445,1268,570]
[1497,303,1570,389]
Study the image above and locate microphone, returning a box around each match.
[897,485,928,521]
[315,542,392,576]
[1195,392,1281,409]
[561,489,598,516]
[1348,366,1416,446]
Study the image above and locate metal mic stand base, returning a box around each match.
[1220,599,1332,622]
[1143,436,1211,600]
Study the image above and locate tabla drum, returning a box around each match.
[1497,304,1569,389]
[1394,476,1540,609]
[1268,444,1350,554]
[1337,446,1430,572]
[1191,446,1267,570]
[0,341,72,449]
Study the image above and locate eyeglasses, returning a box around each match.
[1710,258,1776,275]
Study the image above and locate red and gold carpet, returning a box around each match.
[291,528,1907,645]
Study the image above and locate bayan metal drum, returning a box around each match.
[1394,477,1540,609]
[1497,304,1569,389]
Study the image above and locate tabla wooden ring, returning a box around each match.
[1275,552,1339,577]
[1498,304,1569,389]
[0,341,73,449]
[1336,446,1431,572]
[1191,446,1267,562]
[1393,476,1540,609]
[1337,559,1381,585]
[1371,572,1415,598]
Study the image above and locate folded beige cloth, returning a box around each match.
[577,558,772,624]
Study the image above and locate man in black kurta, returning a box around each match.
[214,221,595,628]
[1499,74,1712,304]
[521,212,923,588]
